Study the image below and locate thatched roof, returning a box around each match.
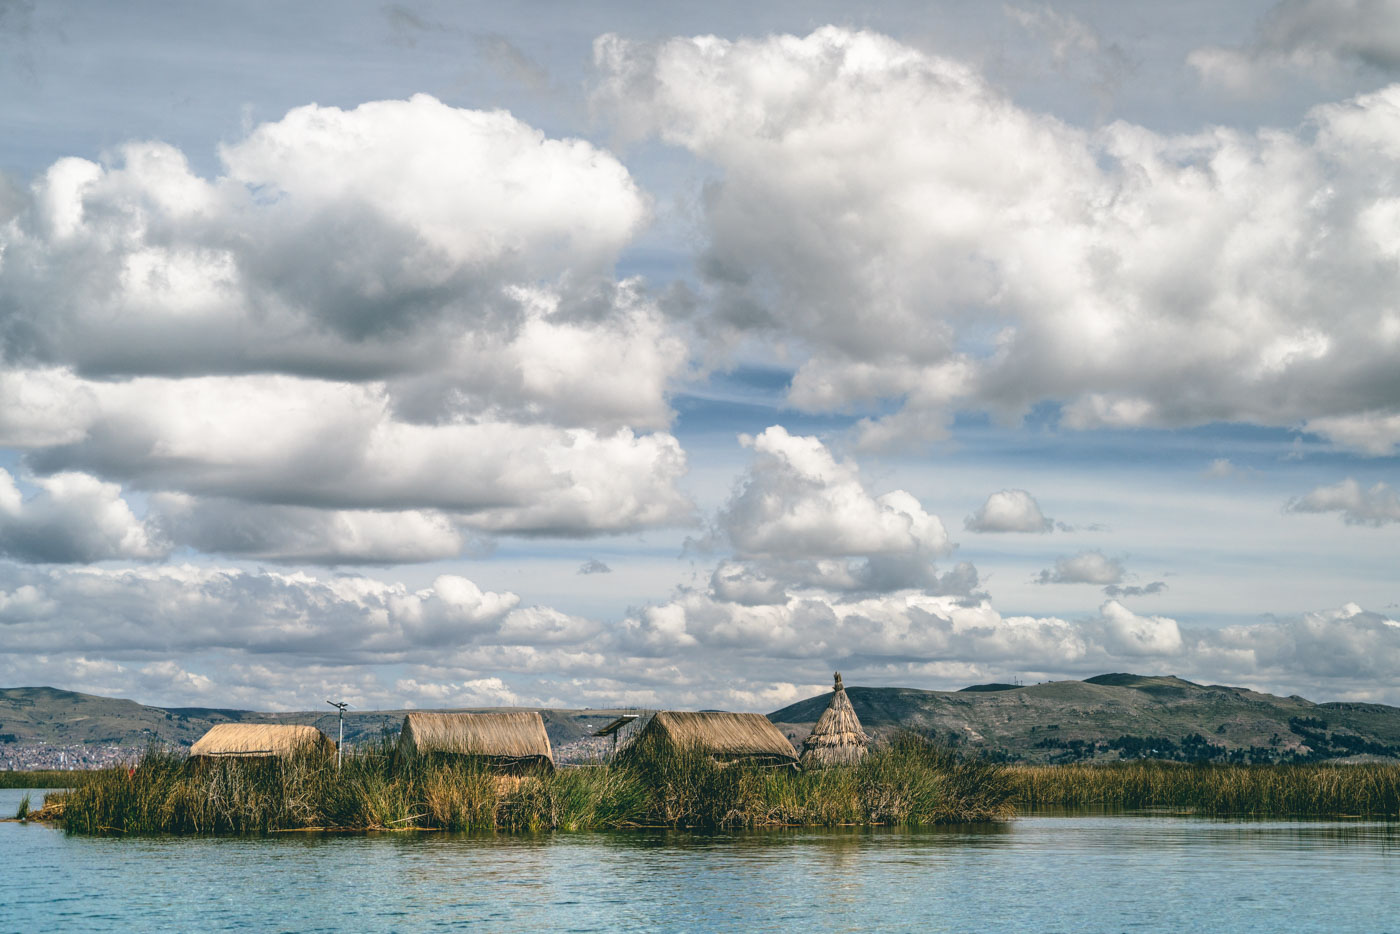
[638,711,798,765]
[800,672,869,769]
[397,711,553,766]
[189,723,334,758]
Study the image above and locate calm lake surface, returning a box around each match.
[4,788,1399,933]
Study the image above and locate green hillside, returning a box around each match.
[768,673,1400,763]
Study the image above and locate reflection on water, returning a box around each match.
[3,787,1399,933]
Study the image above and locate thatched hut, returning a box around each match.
[189,723,335,759]
[800,672,869,769]
[397,711,554,771]
[626,711,798,767]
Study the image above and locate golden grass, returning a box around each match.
[1009,760,1400,816]
[43,732,1014,835]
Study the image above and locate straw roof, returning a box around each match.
[637,711,798,765]
[189,723,334,758]
[397,711,553,767]
[800,672,869,769]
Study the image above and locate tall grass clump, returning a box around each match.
[45,733,1014,835]
[1010,761,1400,817]
[617,730,1014,829]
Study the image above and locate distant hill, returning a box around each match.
[9,674,1400,769]
[768,673,1400,764]
[0,686,631,769]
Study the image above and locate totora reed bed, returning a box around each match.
[27,743,1400,834]
[1009,760,1400,817]
[33,733,1014,835]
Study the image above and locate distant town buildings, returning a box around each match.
[1,742,142,771]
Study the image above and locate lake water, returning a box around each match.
[4,787,1399,932]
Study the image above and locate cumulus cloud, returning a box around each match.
[595,28,1400,452]
[1210,602,1400,686]
[1287,477,1400,525]
[1189,0,1400,93]
[149,494,475,565]
[3,555,1400,707]
[1302,412,1400,456]
[0,369,692,543]
[0,95,695,558]
[1,96,648,381]
[0,469,166,562]
[1036,549,1124,585]
[709,426,961,596]
[0,564,525,660]
[1094,600,1184,656]
[577,558,612,575]
[966,489,1053,533]
[722,427,950,559]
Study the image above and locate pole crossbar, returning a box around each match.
[326,700,349,770]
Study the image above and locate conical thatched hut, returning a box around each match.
[189,723,335,759]
[397,711,554,771]
[625,711,798,767]
[800,672,869,769]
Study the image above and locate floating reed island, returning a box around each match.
[34,676,1400,834]
[34,680,1017,835]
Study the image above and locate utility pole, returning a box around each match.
[326,700,349,769]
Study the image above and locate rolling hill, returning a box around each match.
[769,673,1400,763]
[0,686,630,768]
[7,673,1400,769]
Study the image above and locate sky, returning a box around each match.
[2,0,1400,712]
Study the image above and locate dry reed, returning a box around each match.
[44,732,1013,834]
[1009,761,1400,816]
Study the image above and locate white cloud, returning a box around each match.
[1211,602,1400,684]
[0,370,692,539]
[722,426,950,558]
[966,489,1053,533]
[0,95,697,559]
[149,494,473,565]
[1,96,651,390]
[1037,549,1124,585]
[1189,0,1400,93]
[0,469,166,562]
[708,426,959,595]
[3,554,1400,707]
[1303,412,1400,456]
[1095,600,1184,656]
[596,28,1400,452]
[1288,477,1400,525]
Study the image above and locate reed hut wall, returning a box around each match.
[632,711,798,766]
[397,711,554,770]
[189,723,335,759]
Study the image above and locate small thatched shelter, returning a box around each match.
[189,723,335,759]
[800,672,869,769]
[627,711,798,767]
[397,711,554,771]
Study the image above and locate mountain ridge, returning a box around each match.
[6,674,1400,767]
